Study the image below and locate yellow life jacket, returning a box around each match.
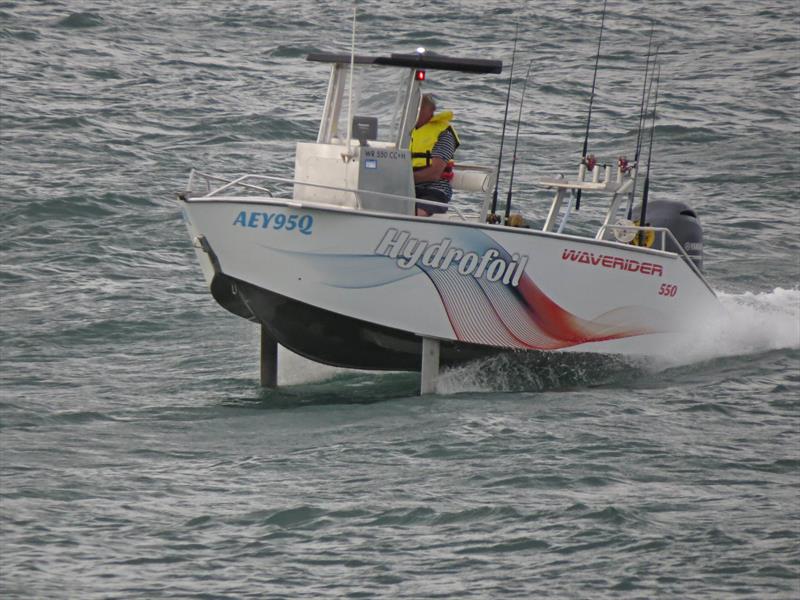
[410,111,460,170]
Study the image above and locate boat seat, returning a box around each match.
[450,164,496,193]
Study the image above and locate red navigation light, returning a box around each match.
[415,70,426,81]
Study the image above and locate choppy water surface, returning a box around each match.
[1,1,799,598]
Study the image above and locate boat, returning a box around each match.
[177,48,720,392]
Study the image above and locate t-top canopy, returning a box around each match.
[306,52,503,74]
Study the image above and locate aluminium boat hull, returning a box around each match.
[179,194,720,371]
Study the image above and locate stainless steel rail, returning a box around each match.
[598,223,714,294]
[184,170,471,222]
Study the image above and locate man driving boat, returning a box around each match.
[411,93,460,216]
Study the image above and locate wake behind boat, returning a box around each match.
[177,47,720,393]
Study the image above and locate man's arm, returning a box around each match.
[413,157,447,183]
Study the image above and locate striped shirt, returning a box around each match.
[415,128,457,201]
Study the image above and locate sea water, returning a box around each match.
[1,1,798,598]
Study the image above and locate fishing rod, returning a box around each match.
[628,45,660,219]
[504,59,534,225]
[633,27,656,169]
[489,23,518,224]
[575,0,608,212]
[627,27,657,219]
[637,63,660,247]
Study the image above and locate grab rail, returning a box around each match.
[185,170,471,222]
[598,223,713,293]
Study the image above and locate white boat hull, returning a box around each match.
[180,195,720,370]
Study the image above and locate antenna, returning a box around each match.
[637,63,660,246]
[575,0,608,211]
[504,59,534,224]
[488,22,518,223]
[344,4,357,161]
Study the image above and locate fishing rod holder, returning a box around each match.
[541,160,634,193]
[578,162,611,186]
[538,159,638,234]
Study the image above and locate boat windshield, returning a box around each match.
[330,65,408,147]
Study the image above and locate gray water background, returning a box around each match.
[1,1,799,598]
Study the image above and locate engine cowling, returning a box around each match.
[637,200,704,271]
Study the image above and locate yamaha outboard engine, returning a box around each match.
[637,200,704,271]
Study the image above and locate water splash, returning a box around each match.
[438,288,799,393]
[270,289,798,395]
[436,351,645,394]
[276,339,647,396]
[654,287,800,369]
[719,287,800,350]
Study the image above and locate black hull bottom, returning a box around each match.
[209,274,505,371]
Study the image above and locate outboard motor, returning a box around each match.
[637,200,704,271]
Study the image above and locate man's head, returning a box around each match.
[416,93,436,128]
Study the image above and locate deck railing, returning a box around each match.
[184,169,472,221]
[598,223,711,291]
